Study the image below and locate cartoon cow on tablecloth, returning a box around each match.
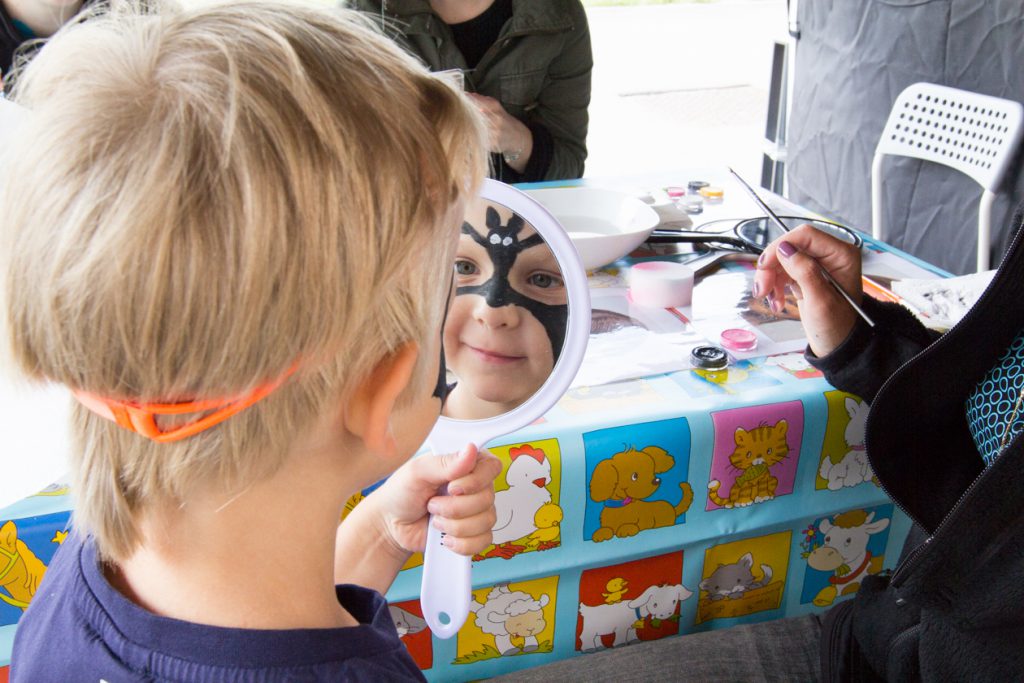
[807,509,889,606]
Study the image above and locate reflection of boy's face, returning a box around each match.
[443,203,566,419]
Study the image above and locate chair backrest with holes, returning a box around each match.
[872,82,1024,271]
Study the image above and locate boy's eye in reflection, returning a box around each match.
[528,272,563,289]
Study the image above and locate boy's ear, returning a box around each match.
[344,343,420,458]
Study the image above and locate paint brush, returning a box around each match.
[728,167,875,328]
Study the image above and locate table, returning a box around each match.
[0,170,948,681]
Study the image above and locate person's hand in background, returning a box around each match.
[466,92,533,173]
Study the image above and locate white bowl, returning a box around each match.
[524,187,660,271]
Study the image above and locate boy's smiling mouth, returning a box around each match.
[466,344,525,364]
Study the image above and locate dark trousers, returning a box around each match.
[491,613,823,682]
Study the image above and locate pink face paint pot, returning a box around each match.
[720,328,758,352]
[628,261,695,308]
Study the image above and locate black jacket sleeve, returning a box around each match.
[806,296,941,403]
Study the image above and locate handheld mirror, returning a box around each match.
[421,179,590,638]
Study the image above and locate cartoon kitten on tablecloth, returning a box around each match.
[699,553,773,601]
[708,420,789,508]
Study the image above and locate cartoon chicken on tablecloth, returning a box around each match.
[479,445,553,559]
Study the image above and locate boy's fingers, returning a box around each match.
[442,530,493,556]
[413,444,480,490]
[446,451,502,496]
[428,487,495,521]
[432,507,497,538]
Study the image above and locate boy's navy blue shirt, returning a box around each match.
[11,532,426,681]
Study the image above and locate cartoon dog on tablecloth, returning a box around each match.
[588,445,693,542]
[0,521,48,613]
[818,396,876,490]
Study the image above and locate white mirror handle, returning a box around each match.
[421,483,471,639]
[420,434,481,639]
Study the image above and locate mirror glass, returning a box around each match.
[441,197,568,421]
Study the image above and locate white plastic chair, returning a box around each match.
[871,82,1024,272]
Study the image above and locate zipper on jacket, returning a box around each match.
[890,459,998,585]
[870,221,1024,585]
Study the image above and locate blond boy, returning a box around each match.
[2,2,500,680]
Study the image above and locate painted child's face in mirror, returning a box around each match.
[442,201,568,420]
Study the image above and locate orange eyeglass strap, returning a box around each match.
[71,365,298,444]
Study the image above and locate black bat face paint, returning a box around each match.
[456,207,568,361]
[431,277,456,404]
[442,201,569,420]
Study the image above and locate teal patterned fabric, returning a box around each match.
[966,331,1024,466]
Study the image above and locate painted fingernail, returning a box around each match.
[757,252,766,266]
[778,241,797,258]
[771,297,782,313]
[752,281,761,298]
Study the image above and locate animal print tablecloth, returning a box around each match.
[0,174,946,681]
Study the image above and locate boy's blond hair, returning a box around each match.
[1,1,487,559]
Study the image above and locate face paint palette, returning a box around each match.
[421,179,591,639]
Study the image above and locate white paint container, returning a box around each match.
[628,261,695,308]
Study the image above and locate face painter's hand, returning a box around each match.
[753,223,863,358]
[370,443,501,557]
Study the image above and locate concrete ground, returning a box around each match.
[584,0,789,183]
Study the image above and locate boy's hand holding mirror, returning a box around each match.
[421,179,590,639]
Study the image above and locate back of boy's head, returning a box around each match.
[1,0,487,560]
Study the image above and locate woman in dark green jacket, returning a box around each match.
[346,0,592,182]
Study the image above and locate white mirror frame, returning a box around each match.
[420,178,591,639]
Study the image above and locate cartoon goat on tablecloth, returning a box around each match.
[577,583,692,651]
